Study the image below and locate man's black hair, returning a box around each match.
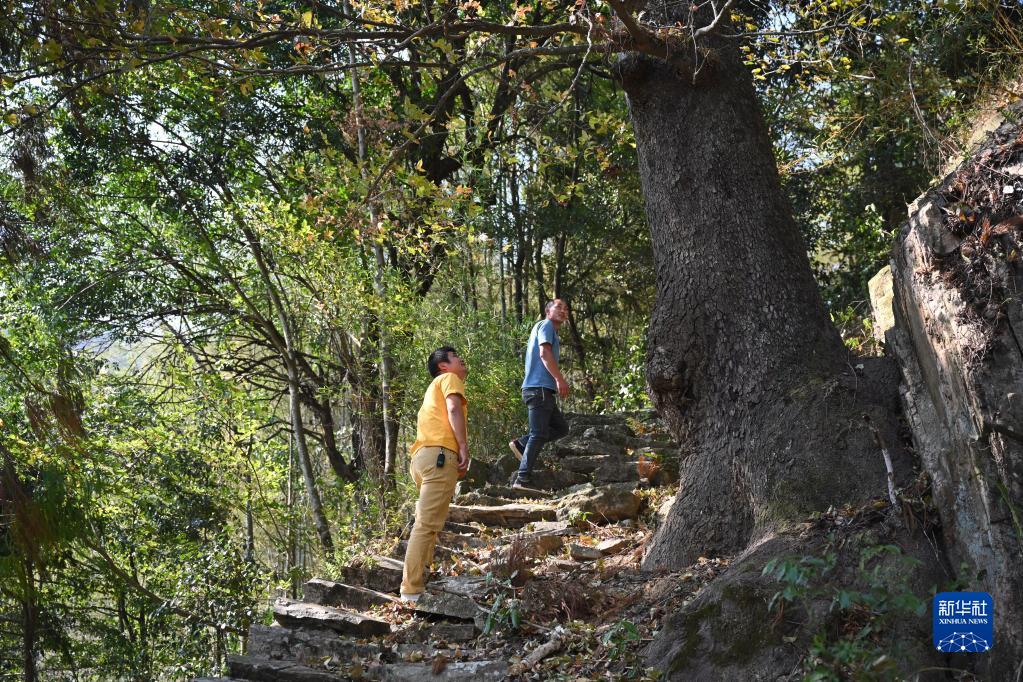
[428,346,458,378]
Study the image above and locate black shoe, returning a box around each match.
[511,474,531,489]
[508,439,524,462]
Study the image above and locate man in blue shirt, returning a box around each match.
[509,299,571,488]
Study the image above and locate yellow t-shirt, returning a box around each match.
[410,372,467,455]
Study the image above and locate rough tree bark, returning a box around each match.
[617,17,911,568]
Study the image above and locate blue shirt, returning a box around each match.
[522,319,560,390]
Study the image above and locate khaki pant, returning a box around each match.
[400,446,459,596]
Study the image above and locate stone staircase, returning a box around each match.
[195,411,678,682]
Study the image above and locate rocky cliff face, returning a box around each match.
[887,107,1023,677]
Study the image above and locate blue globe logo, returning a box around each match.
[937,632,990,653]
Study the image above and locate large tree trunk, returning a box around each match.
[619,28,910,568]
[351,384,386,475]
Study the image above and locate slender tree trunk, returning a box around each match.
[499,234,507,321]
[285,434,296,598]
[288,363,334,554]
[22,557,36,682]
[511,163,525,322]
[619,21,909,568]
[466,239,479,312]
[566,306,594,400]
[245,471,254,563]
[533,234,546,314]
[553,232,566,299]
[310,397,356,482]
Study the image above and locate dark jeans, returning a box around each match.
[514,387,569,483]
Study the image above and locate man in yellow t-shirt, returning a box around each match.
[400,346,469,602]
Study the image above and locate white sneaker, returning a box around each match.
[400,592,422,604]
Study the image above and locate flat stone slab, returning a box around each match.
[499,527,567,557]
[556,483,642,523]
[442,520,480,534]
[376,659,505,681]
[416,590,484,621]
[248,624,381,661]
[579,423,634,445]
[437,531,490,548]
[447,503,556,528]
[453,492,518,507]
[401,620,478,645]
[559,455,610,474]
[564,412,629,427]
[525,520,573,535]
[549,558,582,570]
[429,575,489,599]
[431,622,477,643]
[338,555,404,594]
[553,438,625,459]
[569,543,602,561]
[303,578,398,611]
[596,538,630,556]
[527,469,589,491]
[272,598,391,637]
[479,484,553,500]
[593,458,643,484]
[227,654,349,682]
[228,652,505,682]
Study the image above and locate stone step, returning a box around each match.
[491,525,573,562]
[442,520,479,534]
[377,659,505,681]
[557,453,678,485]
[414,590,485,623]
[337,555,403,594]
[478,484,552,500]
[553,438,625,459]
[248,623,383,661]
[564,411,630,427]
[400,619,477,645]
[596,537,631,555]
[556,482,642,523]
[446,502,556,528]
[226,653,505,681]
[559,455,609,474]
[437,530,489,548]
[569,543,603,561]
[486,529,567,573]
[427,575,489,600]
[303,579,398,611]
[227,654,349,681]
[527,468,589,491]
[573,423,635,445]
[452,491,518,507]
[272,598,391,637]
[527,519,573,533]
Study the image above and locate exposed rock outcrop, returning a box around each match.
[887,106,1023,677]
